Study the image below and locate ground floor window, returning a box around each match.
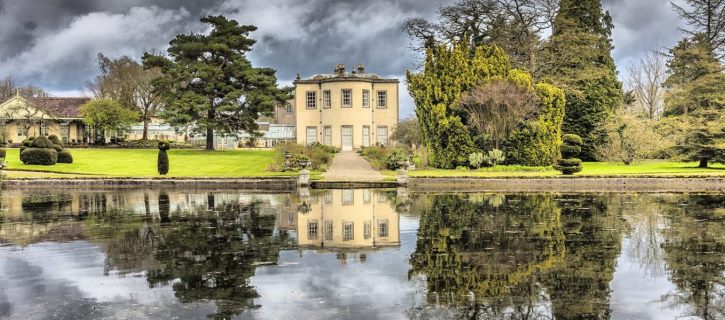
[376,126,388,146]
[378,219,389,237]
[362,126,370,147]
[306,127,318,145]
[323,126,332,146]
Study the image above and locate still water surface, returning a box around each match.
[0,189,722,320]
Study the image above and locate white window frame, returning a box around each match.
[362,89,370,108]
[378,219,389,237]
[306,91,317,109]
[376,126,388,146]
[323,90,331,109]
[324,220,333,241]
[364,220,372,239]
[343,221,354,241]
[342,189,354,205]
[308,219,318,240]
[377,90,387,108]
[342,89,352,108]
[323,126,332,146]
[362,126,370,147]
[306,126,318,145]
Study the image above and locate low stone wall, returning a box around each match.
[408,177,725,193]
[3,177,297,191]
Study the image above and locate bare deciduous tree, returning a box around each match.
[626,51,668,119]
[0,76,48,98]
[672,0,725,58]
[459,80,537,149]
[86,53,162,140]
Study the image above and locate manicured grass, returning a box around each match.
[410,161,725,177]
[3,148,296,177]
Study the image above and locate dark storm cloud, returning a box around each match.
[0,0,686,116]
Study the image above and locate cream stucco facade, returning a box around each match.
[294,64,399,150]
[297,189,400,249]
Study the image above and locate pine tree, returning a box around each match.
[542,0,623,160]
[143,16,289,151]
[664,36,725,168]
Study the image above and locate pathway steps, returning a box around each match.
[322,151,384,182]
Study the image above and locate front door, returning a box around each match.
[341,126,353,151]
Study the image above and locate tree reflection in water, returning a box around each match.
[659,194,725,320]
[86,192,295,320]
[408,194,566,319]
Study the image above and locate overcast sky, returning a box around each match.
[0,0,685,118]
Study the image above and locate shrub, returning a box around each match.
[0,148,6,159]
[31,136,54,149]
[22,138,34,147]
[157,141,170,175]
[21,148,58,165]
[469,152,485,169]
[57,150,73,164]
[485,149,506,166]
[270,143,336,171]
[48,135,63,147]
[384,148,410,170]
[52,144,63,152]
[555,134,583,175]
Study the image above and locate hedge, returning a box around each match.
[21,148,58,165]
[57,150,73,164]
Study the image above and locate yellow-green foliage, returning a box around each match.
[506,83,566,166]
[407,43,512,168]
[507,69,533,88]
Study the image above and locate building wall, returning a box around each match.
[295,80,399,149]
[297,189,400,249]
[3,120,85,143]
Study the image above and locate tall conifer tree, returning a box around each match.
[542,0,623,160]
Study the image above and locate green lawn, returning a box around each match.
[410,161,725,177]
[4,148,296,177]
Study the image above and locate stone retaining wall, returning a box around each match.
[3,178,297,191]
[408,177,725,192]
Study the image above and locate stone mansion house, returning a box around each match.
[0,64,399,149]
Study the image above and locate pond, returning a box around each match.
[0,188,722,320]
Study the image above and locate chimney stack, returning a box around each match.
[334,64,346,75]
[357,63,365,74]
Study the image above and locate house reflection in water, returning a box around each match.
[296,189,400,253]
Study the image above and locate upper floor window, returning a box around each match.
[306,91,317,109]
[377,91,387,108]
[286,102,293,113]
[323,90,331,109]
[342,89,352,108]
[308,220,318,240]
[362,90,370,108]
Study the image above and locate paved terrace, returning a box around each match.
[322,151,384,182]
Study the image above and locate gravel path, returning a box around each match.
[323,151,384,181]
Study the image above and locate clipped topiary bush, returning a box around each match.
[555,134,583,175]
[52,144,63,152]
[0,148,6,159]
[157,141,170,175]
[21,148,58,165]
[31,136,54,149]
[57,150,73,164]
[48,135,63,147]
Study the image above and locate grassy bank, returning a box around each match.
[408,161,725,177]
[3,148,295,177]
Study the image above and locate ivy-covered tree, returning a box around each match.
[143,16,289,150]
[408,42,565,168]
[541,0,623,160]
[407,43,509,168]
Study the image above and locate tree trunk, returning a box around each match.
[206,126,215,151]
[142,117,149,140]
[206,104,215,151]
[699,158,708,168]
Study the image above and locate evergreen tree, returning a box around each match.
[143,16,289,151]
[664,36,725,168]
[407,43,510,168]
[542,0,623,160]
